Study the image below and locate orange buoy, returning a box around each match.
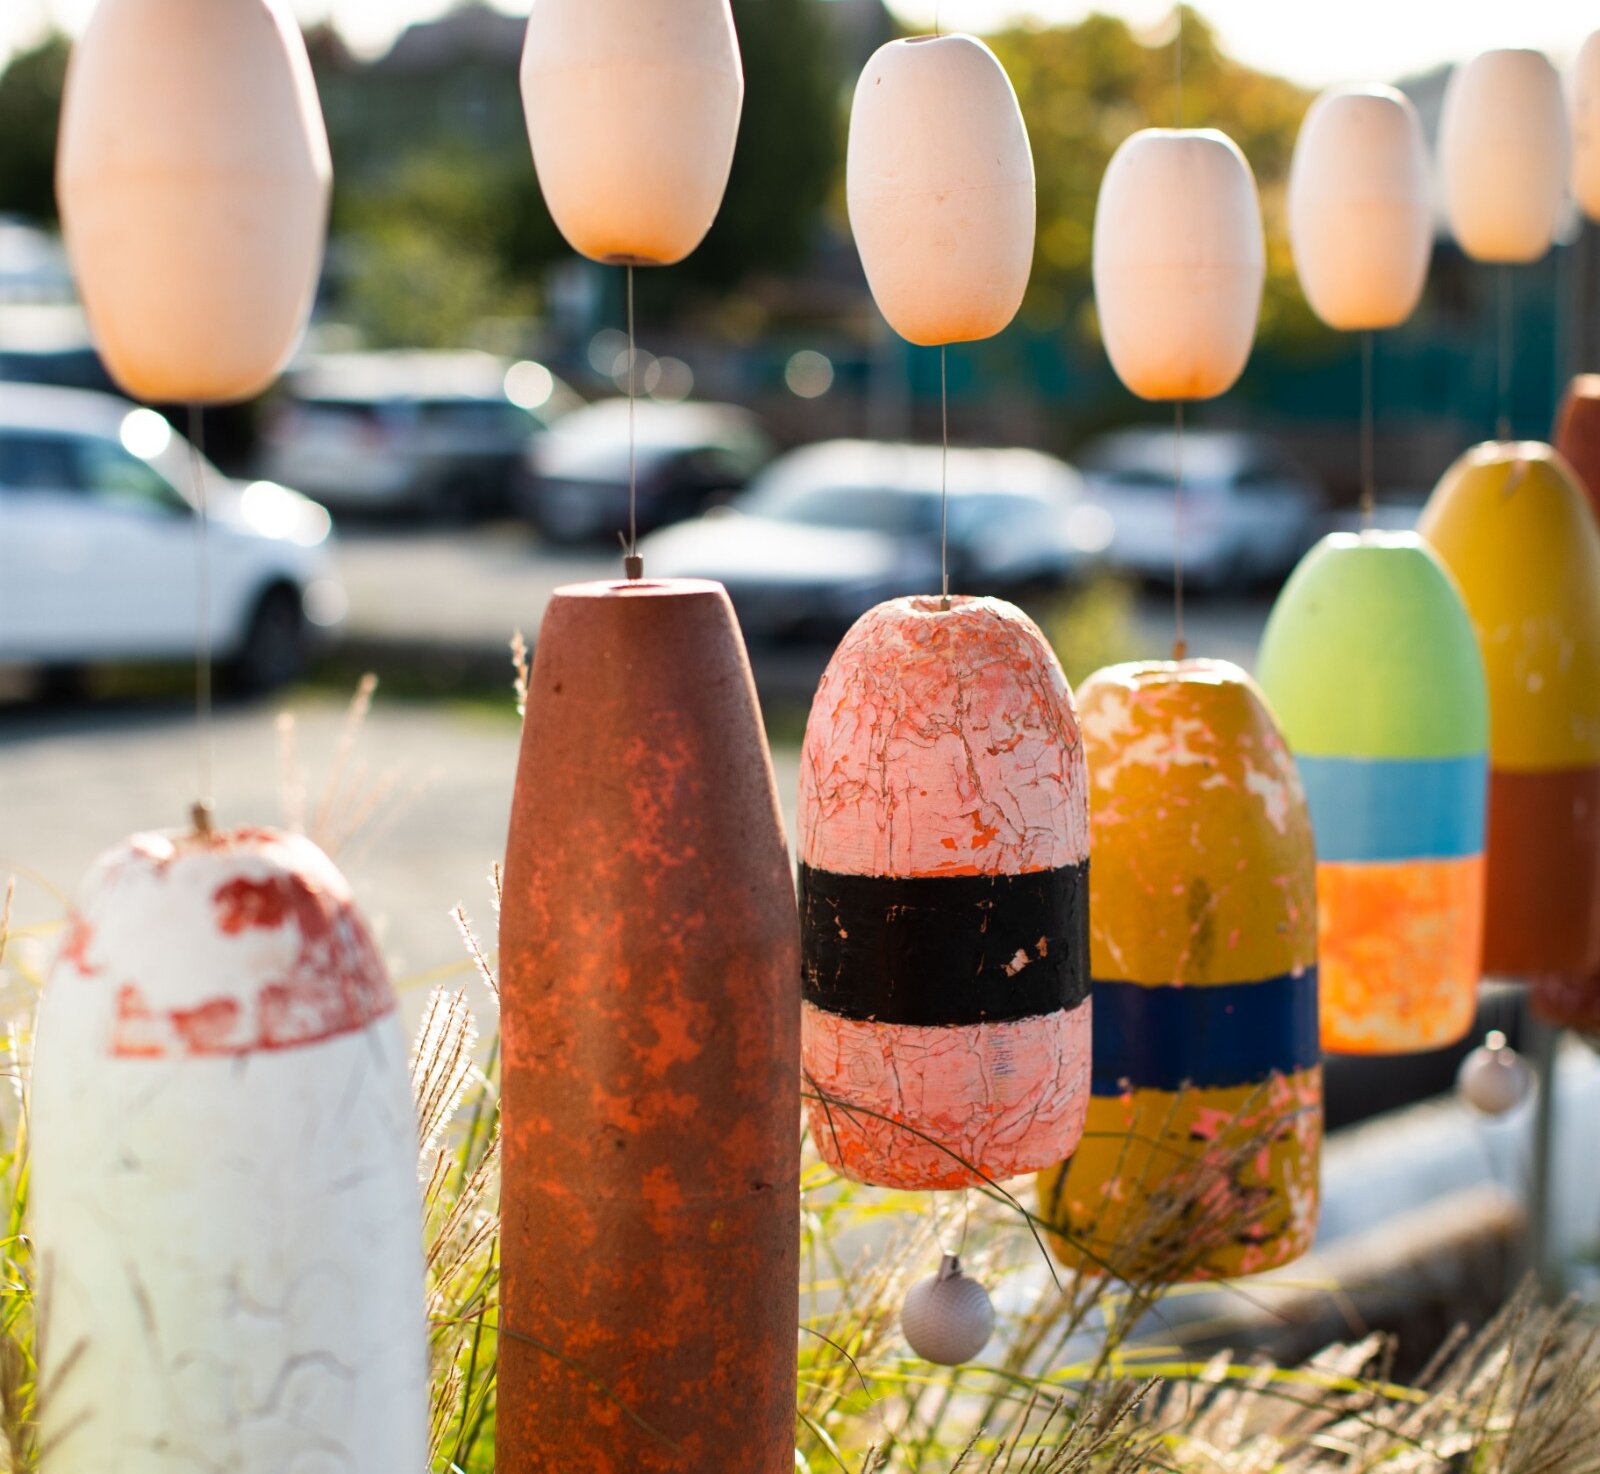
[56,0,331,403]
[1418,444,1600,979]
[799,596,1091,1191]
[1037,661,1321,1282]
[498,579,799,1473]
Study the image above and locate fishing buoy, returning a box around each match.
[1418,443,1600,977]
[1438,49,1569,264]
[520,0,743,266]
[499,579,799,1473]
[1037,661,1321,1282]
[55,0,331,403]
[1457,1031,1533,1115]
[1093,128,1265,401]
[1571,32,1600,220]
[847,34,1034,346]
[799,596,1091,1191]
[1257,534,1488,1053]
[1555,376,1600,520]
[1287,85,1432,331]
[31,827,428,1474]
[900,1255,994,1366]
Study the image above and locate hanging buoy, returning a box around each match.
[1037,660,1321,1282]
[1257,533,1488,1053]
[1571,32,1600,221]
[499,579,799,1473]
[1287,85,1432,331]
[1093,128,1265,401]
[1555,376,1600,520]
[30,827,428,1474]
[847,34,1035,346]
[1418,443,1600,977]
[1438,49,1569,264]
[55,0,331,403]
[799,596,1091,1191]
[1457,1031,1533,1115]
[900,1254,995,1366]
[520,0,743,266]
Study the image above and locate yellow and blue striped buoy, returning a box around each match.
[1037,660,1320,1283]
[1257,532,1488,1053]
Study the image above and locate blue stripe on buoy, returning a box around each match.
[1295,754,1487,863]
[1090,970,1320,1095]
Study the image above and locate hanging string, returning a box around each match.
[186,403,215,833]
[930,1187,970,1258]
[939,344,950,609]
[1172,402,1186,660]
[1496,263,1512,442]
[623,263,642,580]
[1360,329,1376,529]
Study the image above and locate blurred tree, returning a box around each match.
[989,7,1318,354]
[0,35,68,223]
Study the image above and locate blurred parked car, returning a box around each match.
[0,385,343,693]
[518,399,773,543]
[260,350,577,521]
[0,303,118,396]
[1078,428,1321,589]
[641,439,1112,644]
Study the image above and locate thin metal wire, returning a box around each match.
[1172,401,1186,660]
[185,403,215,827]
[1497,263,1513,442]
[940,344,950,609]
[626,263,639,572]
[1360,329,1376,529]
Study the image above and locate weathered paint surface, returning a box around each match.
[1256,533,1489,1053]
[1418,442,1600,976]
[1037,660,1322,1282]
[499,578,799,1474]
[31,827,428,1474]
[798,595,1091,1189]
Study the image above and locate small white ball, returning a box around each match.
[1458,1032,1533,1116]
[901,1254,994,1366]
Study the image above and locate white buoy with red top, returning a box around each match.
[30,825,429,1474]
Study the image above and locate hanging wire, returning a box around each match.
[939,344,950,609]
[930,1187,970,1258]
[1360,329,1376,529]
[1172,402,1186,660]
[622,263,642,579]
[185,403,215,832]
[1496,262,1513,442]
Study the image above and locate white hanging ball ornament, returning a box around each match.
[1093,128,1265,402]
[1288,84,1432,331]
[901,1254,995,1366]
[1457,1031,1534,1116]
[1438,48,1570,264]
[520,0,744,267]
[847,33,1035,347]
[1572,32,1600,222]
[55,0,332,404]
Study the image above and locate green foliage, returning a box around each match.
[0,36,68,224]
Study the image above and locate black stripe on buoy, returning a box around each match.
[798,861,1089,1027]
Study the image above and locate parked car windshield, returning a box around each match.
[740,481,942,537]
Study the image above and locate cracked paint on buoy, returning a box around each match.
[1037,660,1321,1282]
[799,595,1091,1191]
[498,578,799,1474]
[1257,533,1489,1053]
[30,826,429,1474]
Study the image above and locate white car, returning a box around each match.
[1079,428,1322,590]
[0,385,344,692]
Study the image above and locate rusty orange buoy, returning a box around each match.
[1037,660,1321,1282]
[498,579,799,1474]
[798,595,1091,1192]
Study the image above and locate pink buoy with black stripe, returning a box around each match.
[799,594,1092,1190]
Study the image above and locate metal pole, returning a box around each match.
[1526,1014,1562,1301]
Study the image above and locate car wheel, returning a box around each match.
[227,585,308,695]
